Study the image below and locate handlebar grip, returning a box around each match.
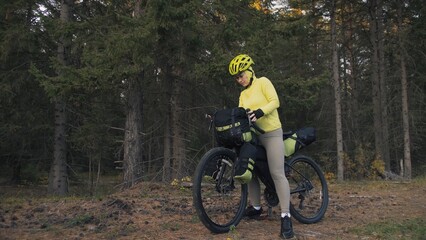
[245,108,265,134]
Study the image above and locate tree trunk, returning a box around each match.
[123,73,144,188]
[48,0,72,196]
[163,115,172,182]
[331,0,344,182]
[11,158,22,184]
[397,1,412,179]
[170,73,186,180]
[122,0,146,188]
[369,0,384,165]
[48,100,68,195]
[346,1,360,148]
[377,0,391,170]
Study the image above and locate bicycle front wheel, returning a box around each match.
[287,155,329,224]
[192,147,248,233]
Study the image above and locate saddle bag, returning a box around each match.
[283,127,316,157]
[212,107,252,148]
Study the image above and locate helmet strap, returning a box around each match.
[246,69,254,88]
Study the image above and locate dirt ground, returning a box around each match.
[0,179,425,240]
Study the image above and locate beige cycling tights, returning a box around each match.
[248,128,290,213]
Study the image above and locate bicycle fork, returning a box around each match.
[213,158,235,194]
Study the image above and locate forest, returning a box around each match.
[1,0,425,196]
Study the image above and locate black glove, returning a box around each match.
[250,109,264,122]
[253,109,264,119]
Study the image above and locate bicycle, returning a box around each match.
[192,112,329,233]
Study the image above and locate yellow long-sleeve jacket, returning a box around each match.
[238,75,282,133]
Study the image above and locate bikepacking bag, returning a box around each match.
[234,142,257,184]
[283,127,316,157]
[212,107,252,148]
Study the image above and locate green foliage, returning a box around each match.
[348,145,370,179]
[1,0,425,185]
[330,145,388,180]
[405,0,426,177]
[281,74,329,110]
[19,163,47,184]
[0,0,55,184]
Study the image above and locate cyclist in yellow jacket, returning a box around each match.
[229,54,294,239]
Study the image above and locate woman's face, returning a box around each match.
[235,71,250,87]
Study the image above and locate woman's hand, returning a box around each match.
[248,109,264,122]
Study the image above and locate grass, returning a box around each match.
[1,175,425,240]
[0,174,121,201]
[160,221,182,231]
[226,225,242,240]
[66,214,96,227]
[351,218,426,240]
[329,176,426,192]
[104,224,138,240]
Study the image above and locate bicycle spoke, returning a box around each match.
[287,156,328,224]
[200,159,241,225]
[193,148,247,233]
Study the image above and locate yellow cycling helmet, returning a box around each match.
[228,54,254,76]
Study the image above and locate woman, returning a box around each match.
[229,54,294,239]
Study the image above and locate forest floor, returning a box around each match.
[0,178,425,240]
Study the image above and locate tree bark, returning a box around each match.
[48,0,72,196]
[346,1,360,148]
[369,0,384,165]
[170,69,186,180]
[377,0,391,170]
[397,1,412,179]
[122,0,146,188]
[331,0,344,181]
[163,115,172,182]
[48,100,68,195]
[123,72,144,188]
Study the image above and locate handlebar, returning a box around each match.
[245,108,265,134]
[250,122,265,134]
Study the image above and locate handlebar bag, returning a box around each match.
[213,107,252,148]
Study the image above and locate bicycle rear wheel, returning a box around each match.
[287,155,328,224]
[192,147,248,233]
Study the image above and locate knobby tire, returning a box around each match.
[192,147,248,233]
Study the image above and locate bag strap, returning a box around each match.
[230,108,237,135]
